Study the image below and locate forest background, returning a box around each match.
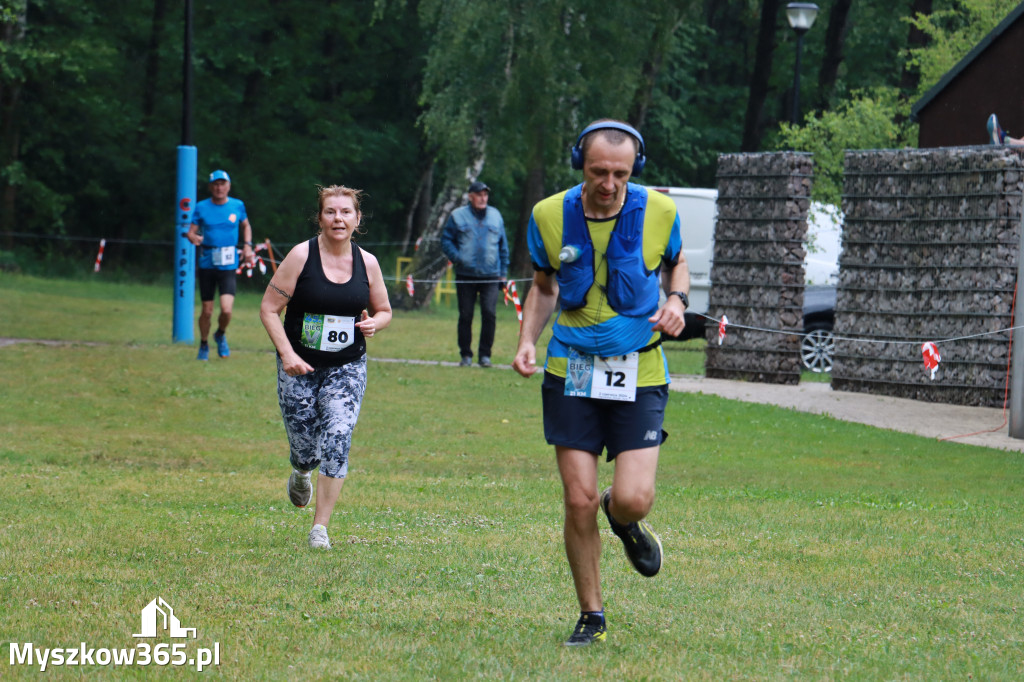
[0,0,1017,296]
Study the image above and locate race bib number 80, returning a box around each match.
[301,314,355,352]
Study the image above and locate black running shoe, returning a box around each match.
[564,613,607,647]
[601,486,663,577]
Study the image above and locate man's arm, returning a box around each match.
[512,269,559,377]
[240,218,254,264]
[186,211,203,246]
[649,254,690,337]
[498,213,510,276]
[440,213,459,264]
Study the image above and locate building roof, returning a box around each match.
[910,1,1024,121]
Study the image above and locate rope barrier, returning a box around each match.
[0,231,434,250]
[697,312,1021,347]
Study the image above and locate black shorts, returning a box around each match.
[198,268,237,301]
[541,372,668,461]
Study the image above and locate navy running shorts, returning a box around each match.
[541,372,668,461]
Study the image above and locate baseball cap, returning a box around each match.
[468,180,489,193]
[209,170,231,182]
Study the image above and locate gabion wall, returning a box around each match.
[704,152,814,384]
[833,146,1024,407]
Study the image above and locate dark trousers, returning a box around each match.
[456,278,500,359]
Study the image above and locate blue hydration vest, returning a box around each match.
[557,183,661,317]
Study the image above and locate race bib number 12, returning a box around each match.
[565,349,638,402]
[301,314,355,352]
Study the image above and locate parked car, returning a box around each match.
[652,187,842,372]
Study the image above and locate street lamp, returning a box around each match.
[786,2,819,125]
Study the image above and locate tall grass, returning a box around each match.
[2,273,1023,680]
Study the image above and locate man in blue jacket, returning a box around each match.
[441,180,509,367]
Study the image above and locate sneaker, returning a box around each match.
[214,330,230,358]
[196,342,209,361]
[287,469,312,507]
[308,524,331,549]
[459,356,472,367]
[988,114,1006,145]
[601,487,663,577]
[564,613,607,647]
[479,356,492,368]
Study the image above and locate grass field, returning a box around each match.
[2,273,1024,680]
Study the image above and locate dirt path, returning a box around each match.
[669,375,1024,453]
[5,338,1022,452]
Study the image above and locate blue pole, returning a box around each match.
[173,145,197,343]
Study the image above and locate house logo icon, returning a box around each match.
[133,597,197,639]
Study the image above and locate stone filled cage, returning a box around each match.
[833,146,1024,407]
[704,152,814,384]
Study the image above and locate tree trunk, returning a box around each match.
[396,134,485,309]
[627,13,681,131]
[401,162,434,255]
[816,0,852,110]
[741,0,781,151]
[510,139,546,279]
[139,0,168,137]
[899,0,933,99]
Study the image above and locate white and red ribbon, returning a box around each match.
[405,274,415,296]
[93,239,106,272]
[504,280,522,326]
[922,342,941,380]
[718,315,728,345]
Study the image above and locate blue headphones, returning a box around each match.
[570,121,647,176]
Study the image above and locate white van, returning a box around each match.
[650,187,718,339]
[651,186,842,370]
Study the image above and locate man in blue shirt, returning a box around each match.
[186,169,254,360]
[441,180,509,368]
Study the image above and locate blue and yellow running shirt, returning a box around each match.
[527,183,683,386]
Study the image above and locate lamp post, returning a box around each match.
[786,2,819,125]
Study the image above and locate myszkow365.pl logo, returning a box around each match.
[9,597,221,673]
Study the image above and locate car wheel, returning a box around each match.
[801,326,834,373]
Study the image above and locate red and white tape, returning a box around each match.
[235,250,266,278]
[93,239,106,272]
[504,280,522,326]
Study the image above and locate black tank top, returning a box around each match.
[283,238,370,368]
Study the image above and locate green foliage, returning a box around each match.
[776,89,915,205]
[906,0,1021,95]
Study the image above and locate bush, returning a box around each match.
[776,89,917,205]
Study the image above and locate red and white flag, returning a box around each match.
[718,315,729,345]
[405,274,415,296]
[922,342,941,380]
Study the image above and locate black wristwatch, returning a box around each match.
[669,291,689,308]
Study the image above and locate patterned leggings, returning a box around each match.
[276,355,367,479]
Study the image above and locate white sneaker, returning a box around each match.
[308,524,331,549]
[287,469,312,507]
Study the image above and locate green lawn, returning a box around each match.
[2,273,1023,680]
